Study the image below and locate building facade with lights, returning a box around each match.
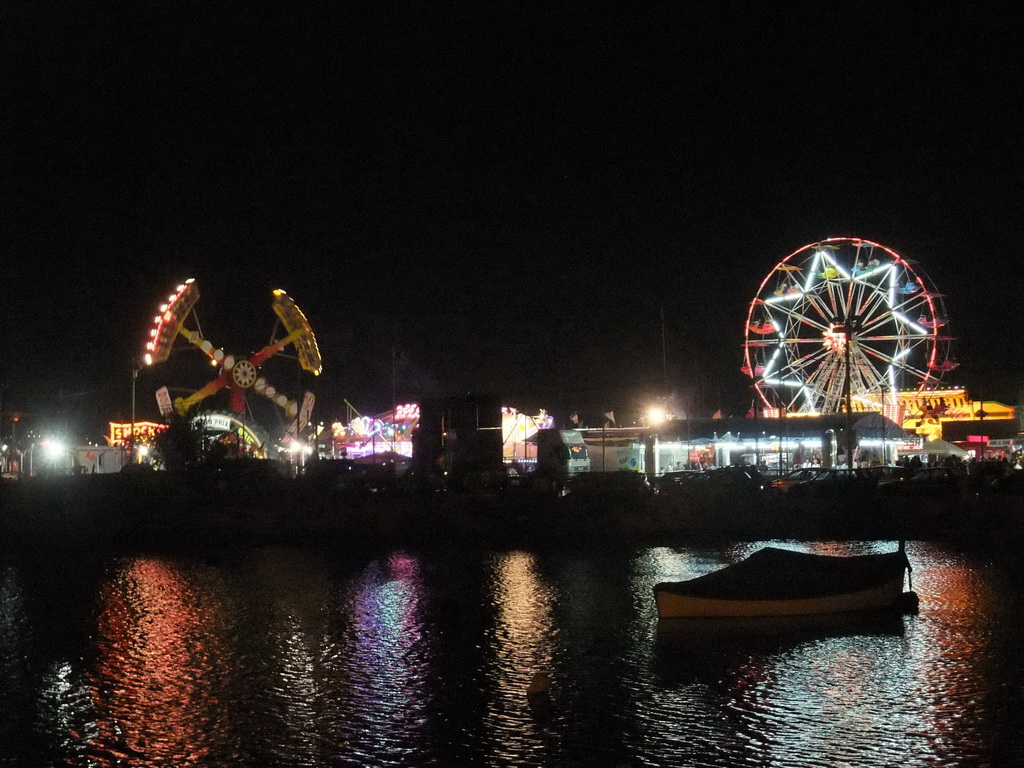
[584,413,915,476]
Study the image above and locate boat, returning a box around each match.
[653,546,915,619]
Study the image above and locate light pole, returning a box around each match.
[130,364,138,464]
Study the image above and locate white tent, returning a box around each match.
[920,439,969,458]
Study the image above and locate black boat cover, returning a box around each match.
[653,547,910,601]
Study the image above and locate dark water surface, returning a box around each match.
[2,537,1023,767]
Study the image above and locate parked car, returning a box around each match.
[564,471,653,504]
[785,468,879,500]
[877,466,966,499]
[770,467,825,495]
[677,466,768,504]
[864,465,915,484]
[651,470,703,494]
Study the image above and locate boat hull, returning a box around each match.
[655,576,906,618]
[653,547,911,619]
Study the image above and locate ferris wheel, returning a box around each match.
[742,238,954,415]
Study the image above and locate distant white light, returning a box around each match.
[43,440,65,459]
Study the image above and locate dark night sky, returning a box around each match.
[2,3,1022,439]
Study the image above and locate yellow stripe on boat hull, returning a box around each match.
[655,578,906,619]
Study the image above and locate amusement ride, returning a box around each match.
[743,238,954,415]
[143,280,322,451]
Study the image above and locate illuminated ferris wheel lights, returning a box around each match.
[804,253,822,291]
[745,238,952,415]
[854,263,892,281]
[765,292,803,305]
[892,312,929,334]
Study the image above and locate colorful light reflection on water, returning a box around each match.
[1,539,1023,766]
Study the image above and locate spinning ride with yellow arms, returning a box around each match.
[143,280,321,424]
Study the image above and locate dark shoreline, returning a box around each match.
[3,473,1022,557]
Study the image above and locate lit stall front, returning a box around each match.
[620,413,914,477]
[501,407,553,466]
[327,404,556,466]
[328,403,420,461]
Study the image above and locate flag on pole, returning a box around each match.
[712,409,723,419]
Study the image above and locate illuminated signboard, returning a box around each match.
[193,412,267,447]
[108,421,169,446]
[394,403,420,422]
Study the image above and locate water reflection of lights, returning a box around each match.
[640,541,1008,767]
[483,552,556,758]
[338,552,432,765]
[87,558,227,766]
[900,542,1000,765]
[2,543,1017,766]
[38,660,94,762]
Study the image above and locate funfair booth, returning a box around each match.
[326,404,555,465]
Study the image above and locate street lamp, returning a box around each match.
[647,406,666,426]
